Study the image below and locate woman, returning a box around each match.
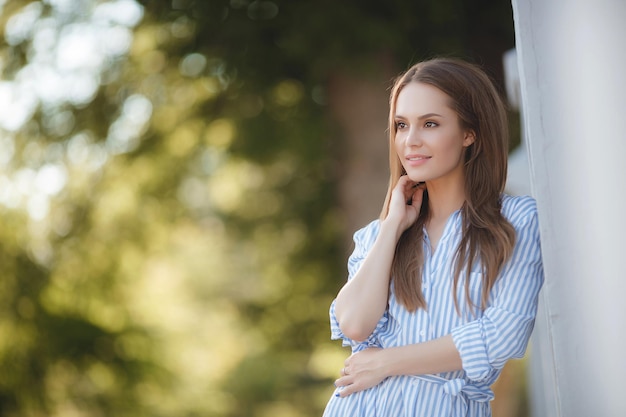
[322,58,544,416]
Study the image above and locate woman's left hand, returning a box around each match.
[334,347,387,397]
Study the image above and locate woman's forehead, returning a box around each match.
[395,82,455,116]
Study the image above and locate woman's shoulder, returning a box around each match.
[346,219,381,265]
[500,193,538,226]
[352,219,381,244]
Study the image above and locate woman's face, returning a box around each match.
[394,82,474,185]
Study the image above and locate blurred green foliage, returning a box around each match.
[0,1,515,416]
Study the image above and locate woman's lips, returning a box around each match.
[405,155,431,166]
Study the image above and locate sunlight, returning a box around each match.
[0,0,144,222]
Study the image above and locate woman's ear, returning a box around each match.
[463,130,476,147]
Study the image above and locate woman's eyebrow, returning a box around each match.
[394,112,444,120]
[417,113,444,119]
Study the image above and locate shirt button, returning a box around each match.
[420,331,425,336]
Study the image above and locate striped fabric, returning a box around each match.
[323,194,544,417]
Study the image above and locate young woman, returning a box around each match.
[322,58,544,417]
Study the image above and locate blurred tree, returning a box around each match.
[0,1,517,416]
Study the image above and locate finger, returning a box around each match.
[394,175,415,192]
[410,186,425,206]
[337,381,360,398]
[394,176,419,202]
[334,375,353,388]
[334,376,347,387]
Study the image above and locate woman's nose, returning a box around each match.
[405,128,422,146]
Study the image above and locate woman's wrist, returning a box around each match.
[379,216,406,242]
[377,346,402,379]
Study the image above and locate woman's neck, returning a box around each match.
[425,179,466,222]
[423,178,465,252]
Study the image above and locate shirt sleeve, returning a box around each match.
[329,220,390,352]
[451,197,544,382]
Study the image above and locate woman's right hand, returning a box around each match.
[384,175,425,233]
[334,175,423,341]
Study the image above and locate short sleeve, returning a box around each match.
[346,220,380,280]
[329,220,389,352]
[451,196,544,382]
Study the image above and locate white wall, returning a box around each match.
[511,1,626,416]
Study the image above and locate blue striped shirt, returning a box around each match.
[323,194,544,417]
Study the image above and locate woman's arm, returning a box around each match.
[451,199,543,381]
[335,335,462,397]
[333,221,402,342]
[335,198,544,396]
[334,177,424,342]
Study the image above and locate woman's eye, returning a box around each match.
[424,121,438,128]
[396,121,407,129]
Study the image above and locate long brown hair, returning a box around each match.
[381,58,516,313]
